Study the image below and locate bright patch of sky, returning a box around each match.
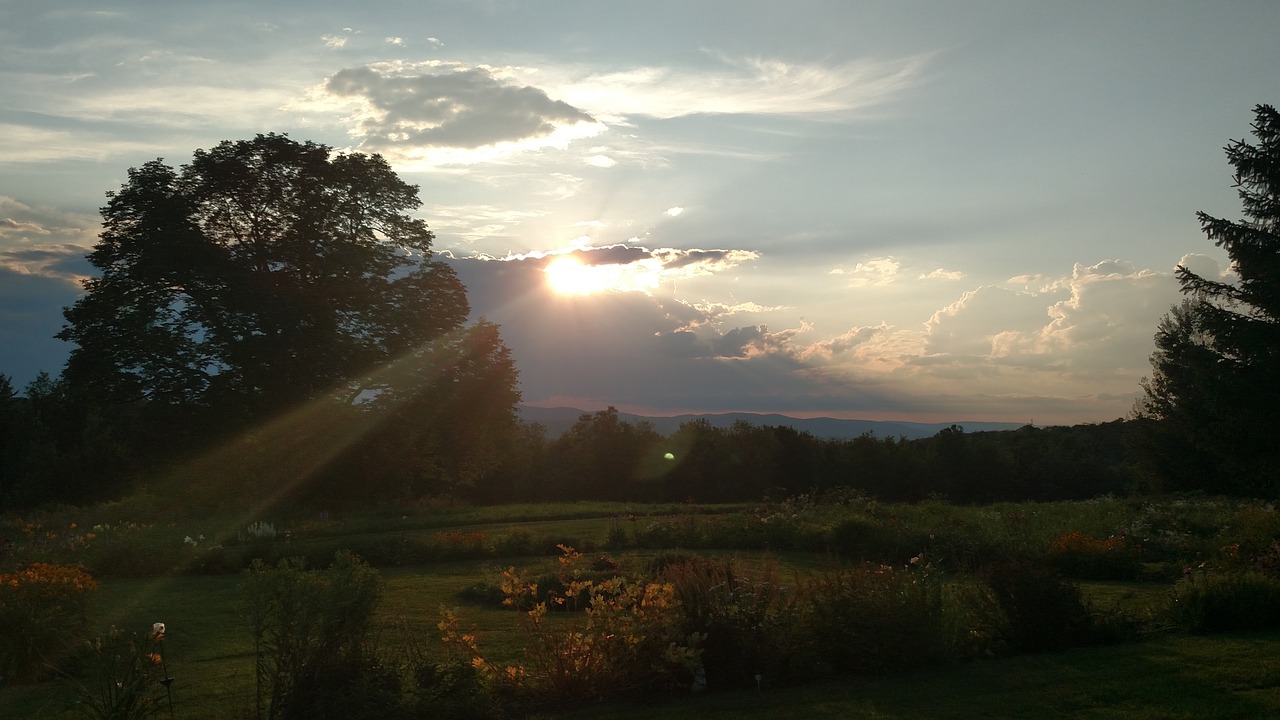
[2,1,1278,423]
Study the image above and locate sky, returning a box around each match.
[2,1,1279,425]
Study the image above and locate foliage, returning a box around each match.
[0,562,98,683]
[1047,530,1142,580]
[657,555,800,688]
[71,625,172,720]
[794,560,968,675]
[979,558,1094,652]
[1139,104,1280,496]
[61,133,463,417]
[441,545,701,709]
[34,133,521,513]
[245,551,389,720]
[1169,570,1280,633]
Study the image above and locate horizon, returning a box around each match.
[4,3,1280,424]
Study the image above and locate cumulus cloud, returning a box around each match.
[830,257,901,287]
[320,61,604,164]
[919,268,964,281]
[443,249,1194,423]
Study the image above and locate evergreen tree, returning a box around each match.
[1139,105,1280,495]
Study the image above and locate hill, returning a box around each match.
[518,405,1023,441]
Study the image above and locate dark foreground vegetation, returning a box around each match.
[3,107,1280,716]
[3,495,1280,719]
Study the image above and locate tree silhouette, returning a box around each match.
[60,134,470,425]
[1139,105,1280,494]
[55,134,519,505]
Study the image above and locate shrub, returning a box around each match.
[245,551,387,720]
[0,562,98,683]
[979,558,1093,652]
[658,555,799,689]
[1169,570,1280,633]
[795,560,956,674]
[442,545,701,708]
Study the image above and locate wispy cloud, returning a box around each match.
[548,53,931,121]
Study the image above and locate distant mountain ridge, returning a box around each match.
[518,406,1023,441]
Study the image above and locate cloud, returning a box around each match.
[0,245,94,282]
[0,197,98,251]
[319,61,604,164]
[428,204,547,245]
[919,268,964,281]
[830,257,901,287]
[584,154,616,168]
[0,218,50,236]
[550,53,931,121]
[442,249,1198,423]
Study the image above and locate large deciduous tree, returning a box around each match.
[62,134,470,418]
[58,134,519,500]
[1139,105,1280,495]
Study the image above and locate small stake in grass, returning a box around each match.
[151,622,175,717]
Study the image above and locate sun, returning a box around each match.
[545,256,607,295]
[543,253,663,296]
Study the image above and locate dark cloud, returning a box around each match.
[324,64,596,150]
[654,248,758,271]
[563,245,652,266]
[443,253,894,416]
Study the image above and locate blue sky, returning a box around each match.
[2,1,1278,423]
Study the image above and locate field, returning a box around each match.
[3,496,1280,719]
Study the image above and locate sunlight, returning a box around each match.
[546,256,600,295]
[544,255,664,296]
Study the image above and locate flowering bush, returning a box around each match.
[1047,531,1141,580]
[441,545,701,708]
[0,562,99,682]
[432,531,490,558]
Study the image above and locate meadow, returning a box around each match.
[3,494,1280,719]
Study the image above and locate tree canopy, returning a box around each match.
[46,134,522,507]
[60,134,473,422]
[1139,104,1280,495]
